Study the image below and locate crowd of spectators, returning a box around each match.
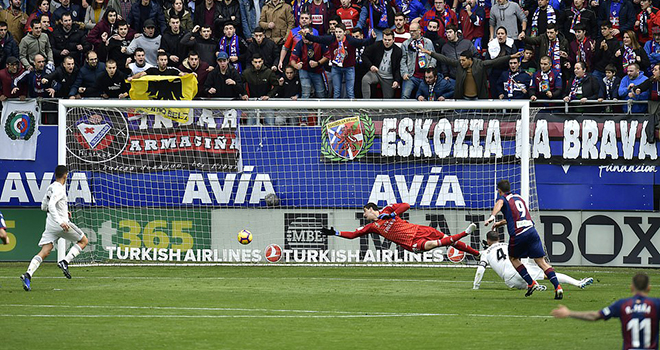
[0,0,659,124]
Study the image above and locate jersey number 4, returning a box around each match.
[496,248,507,261]
[627,318,652,349]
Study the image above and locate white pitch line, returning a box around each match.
[0,313,552,319]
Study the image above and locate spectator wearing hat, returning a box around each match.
[127,18,162,66]
[204,51,247,99]
[0,56,27,100]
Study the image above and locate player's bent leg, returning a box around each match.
[535,258,563,299]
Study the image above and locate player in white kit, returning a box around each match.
[472,231,594,290]
[20,165,89,291]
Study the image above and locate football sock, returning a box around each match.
[451,241,480,256]
[515,264,534,285]
[439,231,467,246]
[555,273,580,287]
[27,255,43,277]
[544,268,561,290]
[64,244,83,264]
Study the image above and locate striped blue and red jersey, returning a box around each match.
[498,192,534,236]
[599,294,660,350]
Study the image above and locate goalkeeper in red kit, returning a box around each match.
[321,202,480,256]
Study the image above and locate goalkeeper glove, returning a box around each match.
[377,212,396,220]
[320,227,340,236]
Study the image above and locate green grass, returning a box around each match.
[0,263,644,349]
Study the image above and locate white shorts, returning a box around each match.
[505,265,546,289]
[38,222,85,247]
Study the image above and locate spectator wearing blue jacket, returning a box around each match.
[644,27,660,76]
[395,0,426,22]
[416,68,454,101]
[618,62,650,113]
[496,57,532,99]
[69,50,106,98]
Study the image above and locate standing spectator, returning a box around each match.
[392,12,410,48]
[598,63,621,100]
[21,53,50,97]
[489,26,517,96]
[19,19,53,70]
[645,27,660,73]
[618,62,649,112]
[193,0,221,37]
[83,0,107,30]
[277,65,301,102]
[290,26,328,98]
[0,21,19,69]
[305,23,375,99]
[70,50,106,97]
[361,29,402,99]
[400,21,436,99]
[336,0,360,32]
[441,24,477,81]
[0,0,28,43]
[204,51,247,98]
[126,47,154,74]
[0,56,27,99]
[563,61,602,102]
[568,24,595,71]
[278,11,318,71]
[598,0,635,38]
[357,0,394,40]
[96,58,128,97]
[615,30,650,74]
[395,0,425,22]
[525,0,562,38]
[107,0,131,22]
[592,22,621,81]
[52,12,89,66]
[420,0,458,37]
[419,46,523,99]
[131,51,182,77]
[521,24,567,77]
[529,55,562,100]
[24,0,50,34]
[635,0,660,44]
[43,55,79,97]
[179,50,212,93]
[459,0,486,44]
[127,18,162,66]
[496,56,532,99]
[563,0,597,40]
[217,0,242,38]
[247,27,278,70]
[218,22,248,72]
[242,54,280,124]
[87,8,126,53]
[306,0,330,36]
[489,0,526,40]
[351,27,368,98]
[180,24,217,67]
[104,19,132,73]
[160,15,189,67]
[259,0,294,45]
[424,19,446,53]
[416,68,453,100]
[53,0,83,23]
[129,0,166,34]
[520,47,539,74]
[238,0,262,40]
[165,0,193,31]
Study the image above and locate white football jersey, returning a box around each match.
[480,242,519,282]
[42,182,68,227]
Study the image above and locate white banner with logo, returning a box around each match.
[0,100,39,160]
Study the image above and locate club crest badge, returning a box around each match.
[321,113,374,161]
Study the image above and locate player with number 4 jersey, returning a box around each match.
[485,179,566,299]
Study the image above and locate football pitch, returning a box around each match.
[0,263,643,349]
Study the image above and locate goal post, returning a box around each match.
[58,99,535,265]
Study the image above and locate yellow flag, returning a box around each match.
[128,74,199,123]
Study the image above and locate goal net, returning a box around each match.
[58,100,538,265]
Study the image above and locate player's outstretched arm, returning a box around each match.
[551,305,602,321]
[320,227,340,236]
[0,228,8,245]
[485,199,504,226]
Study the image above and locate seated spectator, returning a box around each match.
[529,55,562,101]
[52,12,89,66]
[127,47,154,75]
[615,30,650,75]
[131,51,183,78]
[70,50,106,98]
[259,0,295,45]
[392,12,410,48]
[278,65,301,101]
[416,68,453,101]
[96,59,129,98]
[599,64,621,101]
[165,0,193,31]
[218,22,248,73]
[179,51,212,94]
[0,0,29,43]
[496,57,532,99]
[242,54,280,123]
[0,21,19,69]
[180,24,218,67]
[568,24,594,71]
[361,28,402,99]
[84,0,108,30]
[160,15,189,67]
[520,47,538,75]
[247,27,279,71]
[19,19,53,71]
[53,0,84,23]
[204,51,247,99]
[25,0,51,34]
[618,62,649,113]
[0,56,27,100]
[127,18,162,66]
[43,55,79,98]
[563,61,602,103]
[103,19,132,74]
[400,21,436,99]
[129,0,166,35]
[290,26,328,98]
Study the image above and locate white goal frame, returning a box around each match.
[57,99,531,261]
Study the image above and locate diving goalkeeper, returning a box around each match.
[321,202,480,256]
